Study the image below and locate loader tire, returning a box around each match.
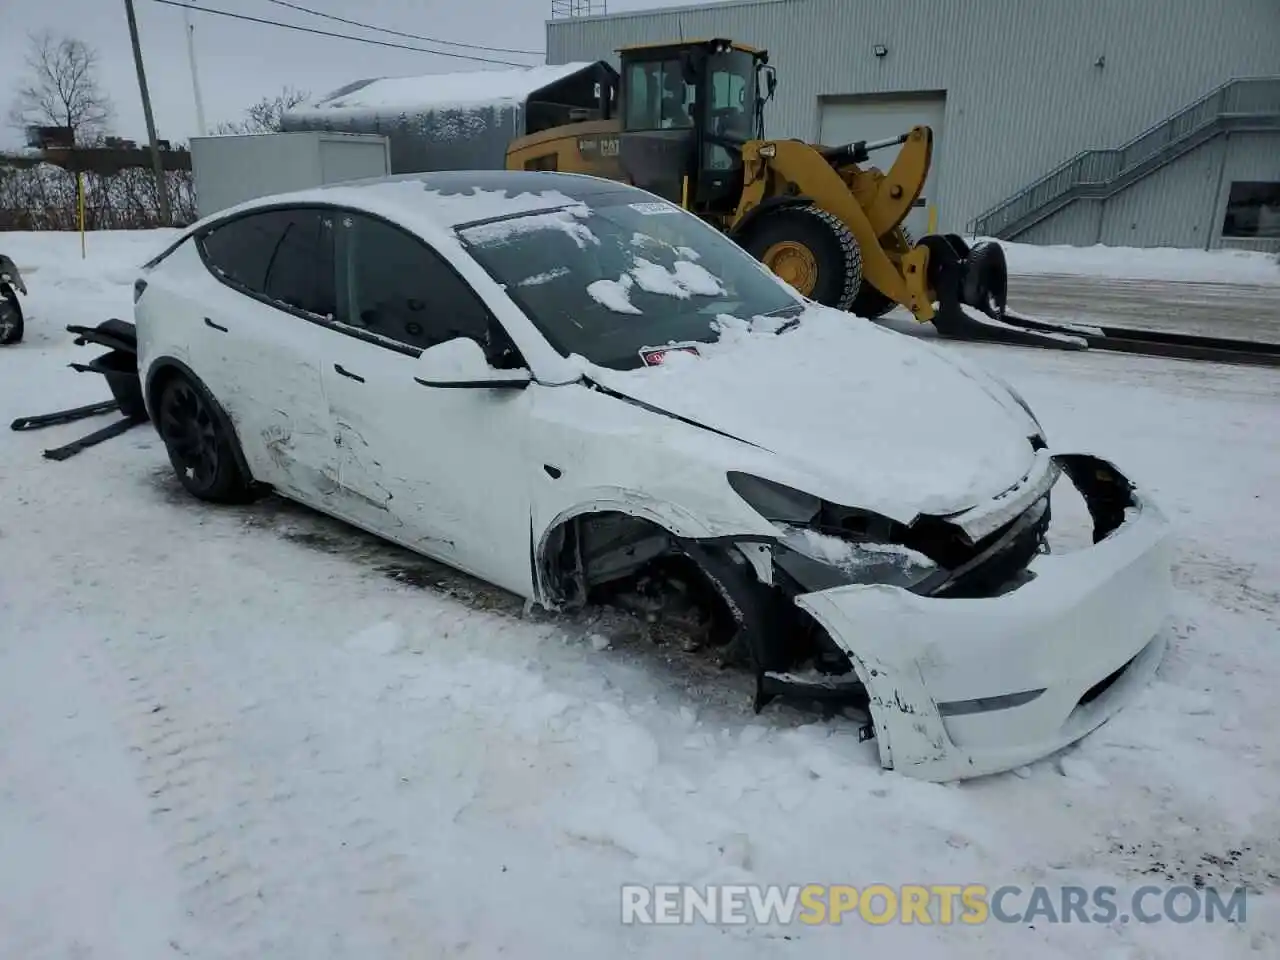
[742,205,861,311]
[850,225,914,319]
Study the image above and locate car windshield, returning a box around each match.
[456,196,802,369]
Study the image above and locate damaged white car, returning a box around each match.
[133,170,1173,782]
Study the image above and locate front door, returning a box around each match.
[315,210,537,596]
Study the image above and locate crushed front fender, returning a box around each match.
[795,454,1173,782]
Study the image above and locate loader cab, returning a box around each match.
[617,39,774,216]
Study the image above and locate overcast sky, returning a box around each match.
[0,0,728,148]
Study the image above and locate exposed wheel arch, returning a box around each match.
[534,505,703,609]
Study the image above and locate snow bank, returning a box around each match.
[997,239,1280,285]
[290,62,597,121]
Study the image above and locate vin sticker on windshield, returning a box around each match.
[639,344,701,366]
[628,202,679,215]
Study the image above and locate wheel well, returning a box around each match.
[145,359,258,487]
[146,362,180,416]
[539,510,679,608]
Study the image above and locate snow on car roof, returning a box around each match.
[319,171,639,228]
[288,62,599,121]
[175,171,646,253]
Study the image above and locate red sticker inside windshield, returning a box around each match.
[640,345,700,366]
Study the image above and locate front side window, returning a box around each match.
[458,194,801,370]
[334,213,493,351]
[624,58,695,131]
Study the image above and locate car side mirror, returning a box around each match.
[413,336,532,389]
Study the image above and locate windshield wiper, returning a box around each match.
[757,302,805,334]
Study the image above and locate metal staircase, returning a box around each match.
[970,77,1280,240]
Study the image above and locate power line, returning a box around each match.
[261,0,545,57]
[150,0,537,67]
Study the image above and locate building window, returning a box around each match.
[1222,181,1280,239]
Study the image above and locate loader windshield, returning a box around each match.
[458,195,800,370]
[705,50,756,141]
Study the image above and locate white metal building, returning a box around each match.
[547,0,1280,250]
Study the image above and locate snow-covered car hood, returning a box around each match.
[584,307,1042,520]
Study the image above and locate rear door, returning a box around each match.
[193,207,341,501]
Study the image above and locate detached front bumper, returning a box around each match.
[795,454,1173,782]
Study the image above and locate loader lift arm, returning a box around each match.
[732,132,937,320]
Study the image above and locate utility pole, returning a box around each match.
[184,7,208,137]
[124,0,172,226]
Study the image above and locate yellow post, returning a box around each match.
[926,204,938,235]
[77,171,86,258]
[681,175,689,210]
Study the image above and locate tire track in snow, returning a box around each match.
[93,625,439,959]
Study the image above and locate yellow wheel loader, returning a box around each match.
[506,38,1075,350]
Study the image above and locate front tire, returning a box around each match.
[155,373,252,503]
[0,289,23,345]
[741,205,862,311]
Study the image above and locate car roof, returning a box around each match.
[212,170,646,231]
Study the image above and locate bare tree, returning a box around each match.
[214,86,311,136]
[8,31,114,144]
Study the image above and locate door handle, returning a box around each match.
[204,317,228,332]
[334,363,365,383]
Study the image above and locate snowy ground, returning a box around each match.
[2,232,1279,959]
[995,239,1280,286]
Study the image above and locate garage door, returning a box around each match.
[818,93,946,238]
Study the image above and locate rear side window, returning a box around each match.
[200,208,335,318]
[264,210,335,318]
[200,211,289,293]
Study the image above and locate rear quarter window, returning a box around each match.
[199,211,292,294]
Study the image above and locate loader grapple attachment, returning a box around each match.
[919,235,1086,351]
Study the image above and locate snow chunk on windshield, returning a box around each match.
[587,275,641,315]
[519,268,570,287]
[671,260,724,296]
[626,258,727,300]
[390,185,588,227]
[462,208,598,249]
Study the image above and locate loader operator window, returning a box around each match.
[624,59,695,131]
[705,50,756,170]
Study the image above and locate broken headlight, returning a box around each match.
[726,471,820,524]
[772,523,939,592]
[727,472,940,592]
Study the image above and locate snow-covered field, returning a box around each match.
[2,231,1278,959]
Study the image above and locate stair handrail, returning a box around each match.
[968,76,1280,236]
